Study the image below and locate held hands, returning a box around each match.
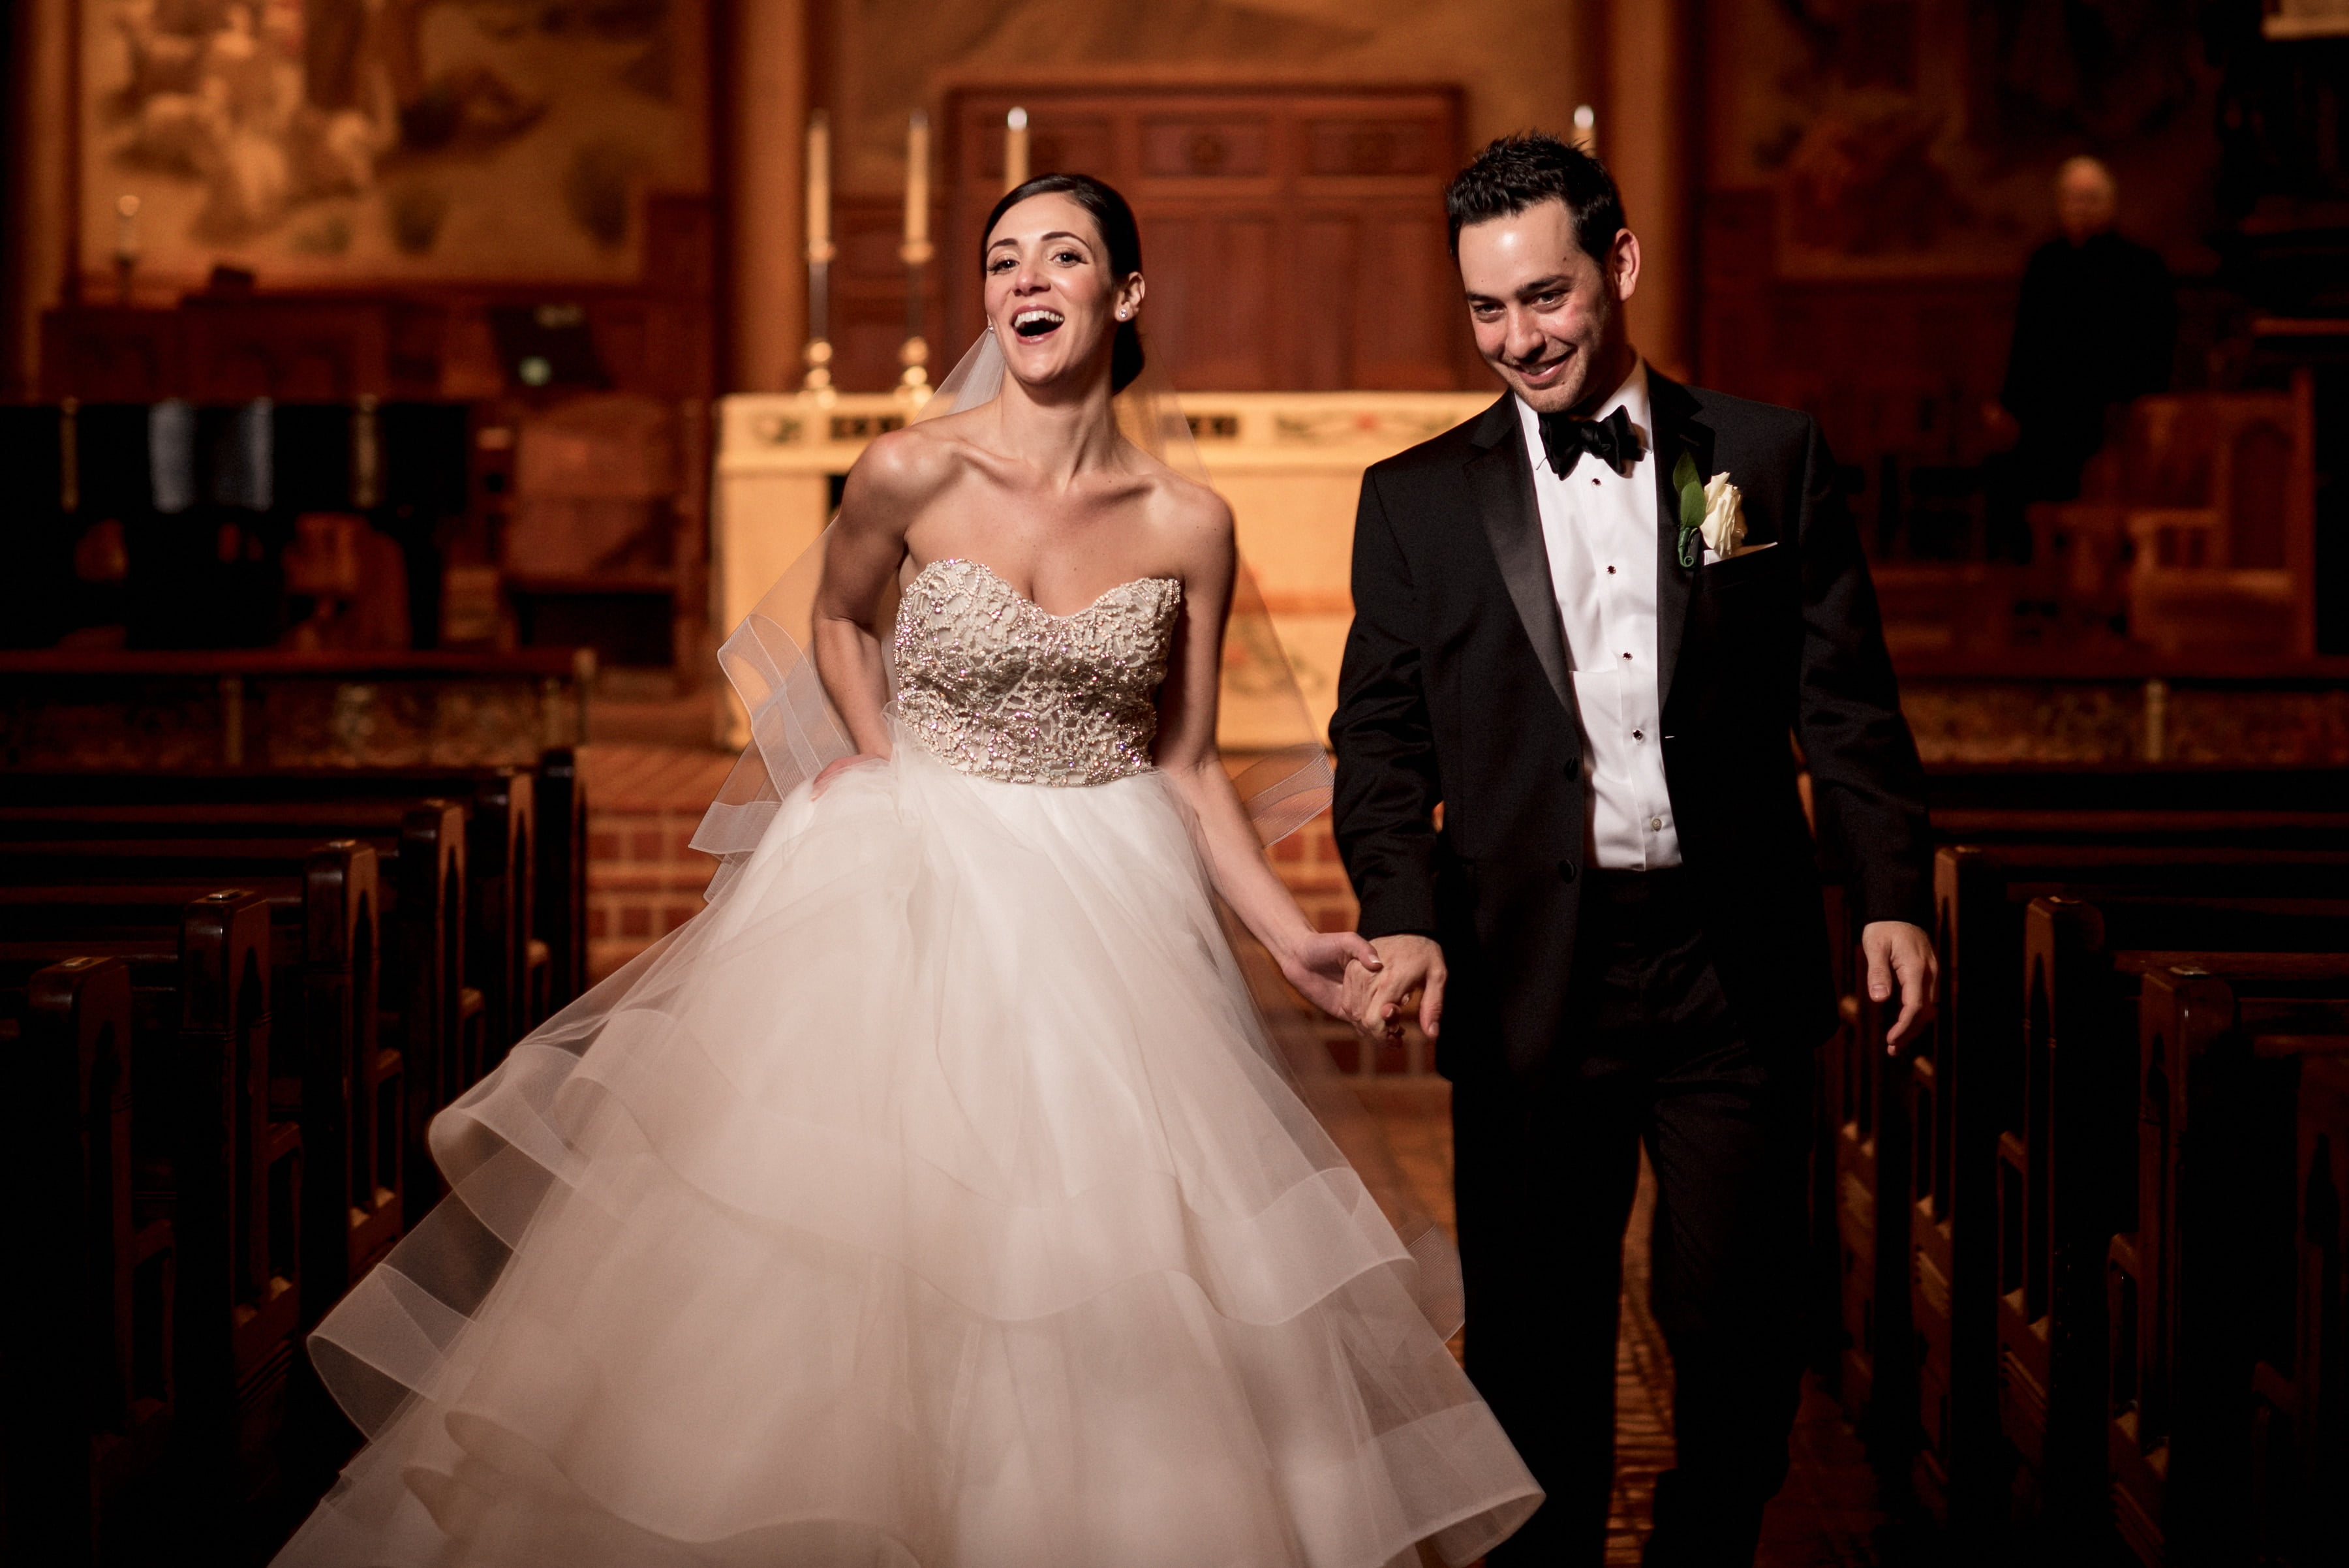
[1328,925,1931,1056]
[810,753,889,798]
[1864,919,1937,1056]
[1342,934,1446,1047]
[1280,930,1385,1020]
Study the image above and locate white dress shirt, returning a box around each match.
[1516,360,1682,871]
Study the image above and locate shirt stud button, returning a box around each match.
[1606,565,1616,574]
[1633,730,1643,740]
[1650,816,1664,831]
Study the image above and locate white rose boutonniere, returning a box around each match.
[1670,452,1750,567]
[1699,472,1747,559]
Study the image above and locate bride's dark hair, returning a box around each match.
[982,172,1146,393]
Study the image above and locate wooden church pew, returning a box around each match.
[0,957,172,1566]
[0,789,512,1069]
[1934,851,2349,1496]
[2108,966,2349,1567]
[0,750,589,1038]
[0,891,299,1542]
[534,747,588,1011]
[0,801,472,1226]
[1902,846,2349,1526]
[0,841,397,1325]
[1814,769,2349,1461]
[2247,1054,2349,1568]
[2014,912,2349,1552]
[1817,877,1918,1458]
[1922,765,2349,826]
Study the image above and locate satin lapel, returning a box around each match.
[1649,371,1712,711]
[1465,416,1574,718]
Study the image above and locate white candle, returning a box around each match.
[1573,103,1597,155]
[1004,106,1029,192]
[904,111,930,249]
[805,111,832,262]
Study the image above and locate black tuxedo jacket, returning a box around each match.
[1328,373,1931,1083]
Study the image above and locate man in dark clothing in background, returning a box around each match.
[1986,155,2176,558]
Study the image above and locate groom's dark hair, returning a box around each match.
[1445,133,1625,263]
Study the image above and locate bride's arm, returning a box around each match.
[1156,504,1379,1019]
[810,435,930,780]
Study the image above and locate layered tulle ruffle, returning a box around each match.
[277,734,1539,1567]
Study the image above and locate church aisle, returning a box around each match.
[579,747,1934,1567]
[1364,1084,1905,1567]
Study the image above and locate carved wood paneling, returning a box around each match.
[945,85,1479,392]
[1698,187,2018,554]
[827,196,949,395]
[38,198,716,403]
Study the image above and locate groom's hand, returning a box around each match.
[1345,934,1447,1046]
[1863,920,1937,1056]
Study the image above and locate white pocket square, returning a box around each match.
[1700,540,1777,567]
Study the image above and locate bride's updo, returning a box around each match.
[981,172,1147,393]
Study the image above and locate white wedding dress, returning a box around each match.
[275,555,1541,1568]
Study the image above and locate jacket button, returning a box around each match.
[1556,859,1578,882]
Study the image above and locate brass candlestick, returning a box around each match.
[898,240,933,408]
[801,111,838,404]
[898,110,934,407]
[112,194,141,304]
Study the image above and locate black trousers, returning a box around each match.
[1456,868,1811,1568]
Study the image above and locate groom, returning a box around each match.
[1331,134,1936,1565]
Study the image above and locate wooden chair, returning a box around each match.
[2121,378,2316,658]
[0,957,172,1565]
[2026,380,2318,656]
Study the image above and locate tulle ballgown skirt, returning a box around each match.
[275,731,1541,1567]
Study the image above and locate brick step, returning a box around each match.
[587,811,715,983]
[581,743,731,983]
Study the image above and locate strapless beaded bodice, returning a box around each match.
[891,557,1182,786]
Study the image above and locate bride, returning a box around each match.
[275,172,1539,1568]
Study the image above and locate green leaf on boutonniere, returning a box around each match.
[1672,450,1704,569]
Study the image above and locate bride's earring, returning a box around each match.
[1116,308,1130,320]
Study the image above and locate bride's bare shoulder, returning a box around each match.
[848,414,987,508]
[1131,453,1235,572]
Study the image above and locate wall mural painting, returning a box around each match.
[80,0,708,288]
[1710,0,2222,277]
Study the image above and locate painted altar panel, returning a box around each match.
[78,0,711,292]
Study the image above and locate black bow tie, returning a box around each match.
[1537,405,1637,478]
